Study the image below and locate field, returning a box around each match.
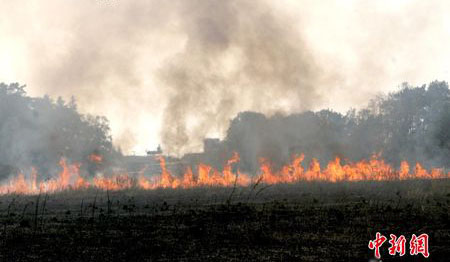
[0,179,449,261]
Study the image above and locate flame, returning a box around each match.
[89,153,103,164]
[0,153,448,195]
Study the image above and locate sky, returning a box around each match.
[0,0,449,155]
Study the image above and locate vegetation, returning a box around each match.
[0,81,449,261]
[0,180,448,261]
[0,83,119,179]
[220,81,450,172]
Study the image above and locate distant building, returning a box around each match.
[124,139,229,176]
[203,138,221,154]
[123,155,162,175]
[146,144,162,156]
[124,143,187,176]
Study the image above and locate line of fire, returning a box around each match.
[1,137,449,195]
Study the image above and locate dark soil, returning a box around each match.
[0,180,448,261]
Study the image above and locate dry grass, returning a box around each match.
[0,179,448,261]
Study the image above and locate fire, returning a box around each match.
[89,153,103,164]
[0,153,448,195]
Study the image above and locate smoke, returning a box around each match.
[158,0,327,154]
[221,81,450,172]
[0,83,116,179]
[0,0,449,154]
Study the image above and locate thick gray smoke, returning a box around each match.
[1,0,449,155]
[18,0,329,155]
[158,0,326,154]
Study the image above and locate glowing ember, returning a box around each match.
[0,153,448,195]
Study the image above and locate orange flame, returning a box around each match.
[89,153,103,164]
[0,153,448,195]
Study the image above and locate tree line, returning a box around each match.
[219,81,450,172]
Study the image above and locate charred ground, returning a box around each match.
[0,180,448,261]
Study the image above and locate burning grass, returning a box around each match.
[0,153,448,195]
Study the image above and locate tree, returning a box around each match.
[0,83,120,180]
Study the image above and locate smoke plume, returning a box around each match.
[0,0,449,154]
[157,0,327,154]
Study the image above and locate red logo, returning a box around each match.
[388,234,406,256]
[410,233,430,258]
[368,233,429,259]
[368,232,387,259]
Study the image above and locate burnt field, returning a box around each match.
[0,180,449,261]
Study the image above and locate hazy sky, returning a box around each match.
[1,0,449,155]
